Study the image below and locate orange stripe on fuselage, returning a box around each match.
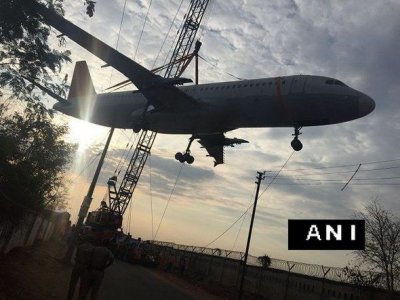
[275,77,289,120]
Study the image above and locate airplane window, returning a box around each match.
[249,84,253,87]
[282,80,286,84]
[325,79,334,85]
[335,80,347,87]
[262,82,266,86]
[244,84,248,87]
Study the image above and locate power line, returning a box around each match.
[204,202,253,248]
[266,175,400,183]
[205,151,295,247]
[258,151,295,199]
[273,182,400,186]
[265,165,400,178]
[276,158,400,173]
[231,185,257,251]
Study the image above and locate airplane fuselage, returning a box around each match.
[55,74,375,135]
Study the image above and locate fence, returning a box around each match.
[0,209,70,254]
[147,240,399,300]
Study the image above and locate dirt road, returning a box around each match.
[101,260,220,300]
[0,241,221,300]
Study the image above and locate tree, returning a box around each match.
[0,0,77,228]
[0,0,71,103]
[353,200,400,291]
[0,102,76,227]
[257,254,271,269]
[85,1,97,17]
[342,264,384,289]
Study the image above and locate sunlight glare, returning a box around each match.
[67,118,108,152]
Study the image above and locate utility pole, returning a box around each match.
[238,171,266,299]
[63,127,115,262]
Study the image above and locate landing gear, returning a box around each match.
[175,152,194,164]
[175,136,195,164]
[132,125,141,133]
[291,126,303,151]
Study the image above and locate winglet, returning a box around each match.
[68,61,96,101]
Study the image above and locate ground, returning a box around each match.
[0,240,222,300]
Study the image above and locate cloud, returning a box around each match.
[55,0,400,267]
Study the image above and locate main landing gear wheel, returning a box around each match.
[175,136,196,164]
[291,126,303,151]
[175,152,195,164]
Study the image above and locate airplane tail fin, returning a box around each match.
[68,61,96,101]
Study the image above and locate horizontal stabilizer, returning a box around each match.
[68,61,96,101]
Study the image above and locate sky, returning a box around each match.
[42,0,400,268]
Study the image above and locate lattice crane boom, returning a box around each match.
[107,0,210,219]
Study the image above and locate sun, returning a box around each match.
[67,118,109,152]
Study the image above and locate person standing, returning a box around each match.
[66,239,94,300]
[79,240,114,300]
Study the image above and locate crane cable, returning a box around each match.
[69,128,114,184]
[161,1,193,67]
[153,163,184,241]
[198,55,244,81]
[126,189,134,234]
[149,153,155,239]
[99,0,130,201]
[134,0,154,60]
[197,0,216,41]
[151,0,185,69]
[102,0,128,92]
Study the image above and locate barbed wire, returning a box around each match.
[149,240,392,289]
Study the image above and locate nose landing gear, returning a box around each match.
[291,126,303,151]
[175,136,195,164]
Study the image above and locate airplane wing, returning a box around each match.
[197,134,249,167]
[33,2,196,110]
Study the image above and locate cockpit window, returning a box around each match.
[334,80,347,87]
[325,79,334,85]
[325,79,347,87]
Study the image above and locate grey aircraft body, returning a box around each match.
[34,2,375,166]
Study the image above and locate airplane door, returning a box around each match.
[290,76,306,94]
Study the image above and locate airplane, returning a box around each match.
[31,2,375,166]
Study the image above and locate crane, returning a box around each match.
[86,0,210,235]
